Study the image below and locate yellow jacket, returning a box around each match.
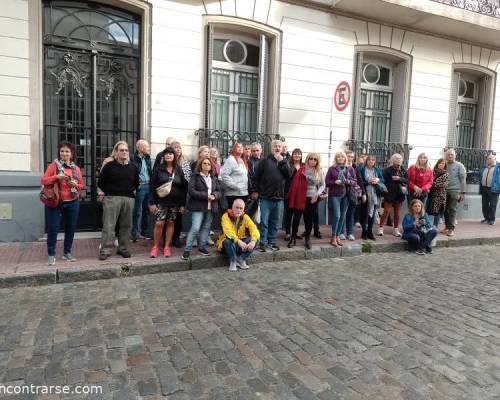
[217,212,260,251]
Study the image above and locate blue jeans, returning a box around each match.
[344,203,356,235]
[184,211,213,252]
[329,196,348,236]
[402,228,437,250]
[259,199,283,245]
[223,237,257,263]
[433,213,443,226]
[45,199,80,256]
[131,184,150,238]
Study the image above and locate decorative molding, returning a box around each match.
[430,0,500,19]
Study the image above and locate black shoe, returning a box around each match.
[268,244,280,251]
[287,238,296,248]
[98,253,109,261]
[304,234,311,250]
[259,244,267,252]
[130,235,138,242]
[296,234,303,240]
[313,231,322,239]
[199,248,209,256]
[425,246,432,254]
[367,232,376,241]
[117,250,131,258]
[181,251,190,260]
[489,220,496,225]
[284,234,291,241]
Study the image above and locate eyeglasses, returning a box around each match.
[309,158,318,161]
[118,149,129,152]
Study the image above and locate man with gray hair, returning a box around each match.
[479,153,500,225]
[443,149,466,236]
[252,140,291,251]
[130,139,152,241]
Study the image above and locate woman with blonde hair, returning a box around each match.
[407,152,433,207]
[302,152,326,249]
[220,142,248,208]
[325,151,357,246]
[210,147,221,177]
[378,153,408,237]
[402,199,437,255]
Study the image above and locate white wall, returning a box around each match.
[0,0,30,171]
[148,0,500,168]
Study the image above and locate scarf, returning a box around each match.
[364,167,379,217]
[54,159,79,199]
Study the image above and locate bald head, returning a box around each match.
[136,139,150,155]
[232,198,245,217]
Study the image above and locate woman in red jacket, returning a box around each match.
[41,142,84,266]
[286,149,308,248]
[407,152,433,208]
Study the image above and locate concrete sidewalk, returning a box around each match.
[0,221,499,287]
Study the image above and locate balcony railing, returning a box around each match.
[444,147,496,183]
[195,129,284,161]
[430,0,500,18]
[345,139,412,169]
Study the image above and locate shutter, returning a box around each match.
[389,60,407,143]
[257,34,268,133]
[447,71,460,148]
[204,24,214,129]
[474,76,486,149]
[352,51,364,141]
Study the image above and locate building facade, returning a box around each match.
[1,0,499,240]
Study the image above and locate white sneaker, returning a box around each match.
[339,234,346,240]
[229,261,237,272]
[393,228,401,237]
[113,239,119,248]
[236,257,249,270]
[193,239,198,248]
[347,234,355,241]
[377,227,384,236]
[48,256,56,266]
[207,237,214,246]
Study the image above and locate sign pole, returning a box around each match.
[328,96,334,166]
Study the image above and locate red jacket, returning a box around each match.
[41,162,84,201]
[407,165,433,194]
[287,165,307,210]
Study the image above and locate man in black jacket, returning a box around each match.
[130,139,152,241]
[98,141,139,260]
[252,140,291,251]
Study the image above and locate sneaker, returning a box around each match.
[179,232,187,239]
[150,246,159,258]
[193,239,198,248]
[229,261,237,272]
[393,228,401,237]
[416,249,426,255]
[447,230,455,237]
[377,227,384,236]
[488,220,496,225]
[48,256,56,266]
[181,250,190,260]
[481,219,488,224]
[425,246,432,254]
[163,247,171,257]
[130,235,138,242]
[117,250,131,258]
[259,243,267,252]
[207,237,214,246]
[284,234,291,241]
[113,239,119,248]
[339,234,346,240]
[199,248,209,256]
[98,253,109,261]
[140,234,152,240]
[236,257,249,270]
[313,231,322,239]
[267,244,280,251]
[62,253,76,262]
[347,234,355,241]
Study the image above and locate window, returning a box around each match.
[447,66,496,150]
[352,50,411,144]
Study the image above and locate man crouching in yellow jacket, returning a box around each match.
[216,198,260,271]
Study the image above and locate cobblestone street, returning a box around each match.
[1,246,500,400]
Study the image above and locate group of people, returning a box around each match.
[41,139,500,267]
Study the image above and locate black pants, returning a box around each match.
[303,197,318,237]
[282,202,292,233]
[358,201,375,234]
[172,212,183,244]
[289,208,304,238]
[313,201,320,234]
[481,187,499,222]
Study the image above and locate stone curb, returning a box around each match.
[1,237,499,288]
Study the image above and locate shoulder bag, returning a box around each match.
[156,173,175,198]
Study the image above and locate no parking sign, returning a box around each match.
[334,81,351,112]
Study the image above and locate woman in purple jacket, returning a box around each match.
[325,151,357,247]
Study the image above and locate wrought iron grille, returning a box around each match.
[43,1,140,231]
[444,147,496,184]
[195,129,284,161]
[345,139,412,169]
[357,89,392,142]
[430,0,500,18]
[456,103,476,149]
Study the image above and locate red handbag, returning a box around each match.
[40,182,60,208]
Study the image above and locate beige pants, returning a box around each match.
[100,196,134,255]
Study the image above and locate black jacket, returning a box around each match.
[149,166,188,207]
[254,154,291,200]
[382,166,408,203]
[248,156,261,193]
[131,152,152,182]
[187,172,222,213]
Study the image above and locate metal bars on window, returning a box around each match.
[358,89,392,142]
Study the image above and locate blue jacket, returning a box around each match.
[402,213,433,233]
[131,152,152,182]
[479,163,500,194]
[356,164,384,192]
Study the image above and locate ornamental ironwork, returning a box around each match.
[50,52,88,97]
[430,0,500,18]
[195,129,284,161]
[345,139,412,169]
[444,147,496,183]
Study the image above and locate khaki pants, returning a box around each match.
[100,196,134,255]
[444,190,459,231]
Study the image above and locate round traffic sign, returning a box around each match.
[334,81,351,112]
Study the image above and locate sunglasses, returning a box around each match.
[309,158,318,161]
[118,149,129,152]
